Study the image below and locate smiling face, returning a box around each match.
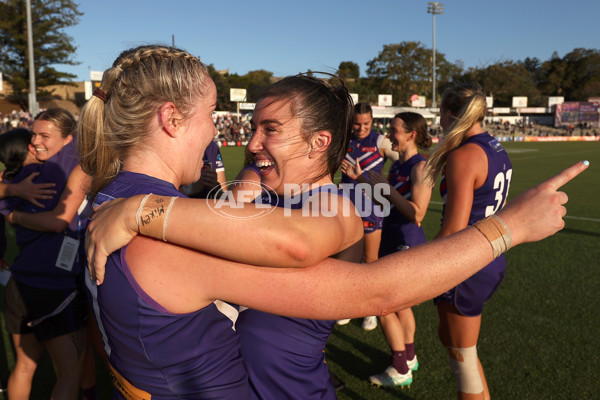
[31,120,73,161]
[247,97,312,194]
[352,112,373,140]
[388,117,414,153]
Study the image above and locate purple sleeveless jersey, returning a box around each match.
[203,140,225,172]
[435,132,513,316]
[238,184,358,400]
[379,153,427,256]
[0,141,85,289]
[90,171,249,399]
[341,131,387,233]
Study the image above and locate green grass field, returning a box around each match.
[0,141,598,399]
[324,141,600,400]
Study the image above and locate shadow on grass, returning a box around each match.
[327,323,418,400]
[326,327,386,380]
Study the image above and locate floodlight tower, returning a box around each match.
[26,0,39,116]
[427,2,444,109]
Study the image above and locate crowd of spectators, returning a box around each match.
[1,109,598,142]
[0,111,33,134]
[486,120,599,137]
[213,113,252,143]
[370,118,599,139]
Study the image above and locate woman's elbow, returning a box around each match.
[48,220,69,233]
[283,241,313,267]
[274,231,319,267]
[413,215,424,225]
[413,208,428,225]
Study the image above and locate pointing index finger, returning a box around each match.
[545,161,589,191]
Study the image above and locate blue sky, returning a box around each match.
[60,0,600,81]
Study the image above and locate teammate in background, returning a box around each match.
[0,111,94,400]
[0,146,56,207]
[424,83,512,400]
[337,102,399,331]
[342,111,433,388]
[0,129,39,278]
[180,140,227,198]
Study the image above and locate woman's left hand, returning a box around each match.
[341,158,362,180]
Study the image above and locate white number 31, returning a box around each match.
[485,169,513,217]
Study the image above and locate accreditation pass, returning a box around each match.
[55,236,79,272]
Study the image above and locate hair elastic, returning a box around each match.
[93,88,108,103]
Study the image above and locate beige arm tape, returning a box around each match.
[137,194,177,242]
[471,214,513,259]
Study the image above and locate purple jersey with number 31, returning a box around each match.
[436,132,513,316]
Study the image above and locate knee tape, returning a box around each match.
[447,345,484,394]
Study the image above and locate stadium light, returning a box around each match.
[26,0,39,116]
[427,2,444,109]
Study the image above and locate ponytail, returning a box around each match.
[78,66,123,197]
[423,83,486,185]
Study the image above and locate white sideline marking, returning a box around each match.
[564,216,600,222]
[429,201,599,222]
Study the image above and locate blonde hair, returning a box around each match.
[423,83,486,185]
[77,45,209,197]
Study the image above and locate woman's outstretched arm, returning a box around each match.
[126,161,588,318]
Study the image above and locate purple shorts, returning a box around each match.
[434,255,506,317]
[344,186,384,233]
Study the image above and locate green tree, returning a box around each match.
[237,69,273,103]
[337,61,359,80]
[537,51,568,98]
[206,67,274,111]
[206,64,232,112]
[366,41,461,106]
[459,61,542,106]
[560,48,600,100]
[0,0,82,111]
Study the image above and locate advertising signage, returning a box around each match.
[554,102,600,127]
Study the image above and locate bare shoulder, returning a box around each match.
[448,142,486,166]
[125,236,214,314]
[446,143,487,181]
[333,191,364,246]
[305,189,363,248]
[412,160,427,177]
